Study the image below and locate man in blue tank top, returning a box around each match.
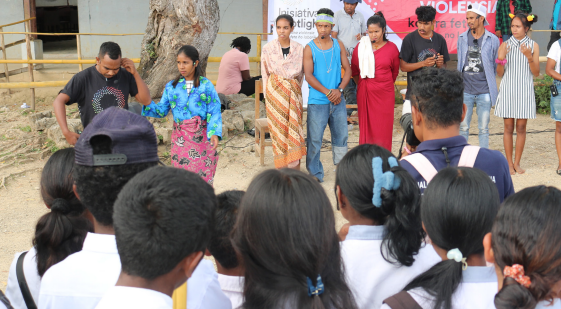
[303,8,353,182]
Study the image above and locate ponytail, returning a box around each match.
[335,144,424,267]
[494,277,537,309]
[404,167,500,309]
[380,166,424,266]
[33,199,92,276]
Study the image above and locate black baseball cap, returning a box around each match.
[75,107,159,166]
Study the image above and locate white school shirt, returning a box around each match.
[381,266,498,309]
[341,225,441,309]
[6,247,41,309]
[38,232,232,309]
[95,286,172,309]
[548,41,561,74]
[217,274,244,309]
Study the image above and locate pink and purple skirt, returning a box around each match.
[171,116,219,185]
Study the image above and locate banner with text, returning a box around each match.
[329,0,497,54]
[268,0,498,55]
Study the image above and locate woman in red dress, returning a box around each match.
[351,12,400,151]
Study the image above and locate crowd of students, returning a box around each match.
[3,2,558,308]
[1,104,561,309]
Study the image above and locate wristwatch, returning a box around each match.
[338,88,343,93]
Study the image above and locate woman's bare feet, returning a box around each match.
[513,164,525,174]
[508,164,516,175]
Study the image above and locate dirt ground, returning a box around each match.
[1,75,560,291]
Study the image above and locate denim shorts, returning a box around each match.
[551,80,561,122]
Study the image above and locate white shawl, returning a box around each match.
[358,36,375,79]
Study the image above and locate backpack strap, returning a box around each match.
[0,290,14,309]
[383,291,423,309]
[458,145,480,168]
[16,251,37,309]
[401,153,438,183]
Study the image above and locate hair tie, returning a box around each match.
[372,157,401,207]
[447,248,468,270]
[307,275,324,297]
[504,264,531,288]
[51,198,71,215]
[509,13,515,19]
[527,14,534,21]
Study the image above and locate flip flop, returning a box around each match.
[557,169,561,176]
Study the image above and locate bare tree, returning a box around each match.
[138,0,220,98]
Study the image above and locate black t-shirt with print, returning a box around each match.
[61,65,139,128]
[399,30,450,100]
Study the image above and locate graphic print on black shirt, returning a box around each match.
[417,48,438,67]
[464,45,484,73]
[61,65,138,128]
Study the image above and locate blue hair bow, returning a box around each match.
[307,275,324,297]
[372,157,401,207]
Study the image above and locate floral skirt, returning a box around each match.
[171,116,219,185]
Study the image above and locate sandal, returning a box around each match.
[557,169,561,176]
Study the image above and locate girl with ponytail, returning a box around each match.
[335,144,440,309]
[483,186,561,309]
[232,169,358,309]
[382,167,501,309]
[6,148,92,308]
[141,45,222,185]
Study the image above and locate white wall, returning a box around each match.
[0,0,25,74]
[77,0,149,58]
[210,0,264,58]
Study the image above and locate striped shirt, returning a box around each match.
[494,36,536,119]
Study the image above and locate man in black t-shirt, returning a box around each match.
[400,6,450,102]
[53,42,151,145]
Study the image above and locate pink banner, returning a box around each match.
[353,0,498,54]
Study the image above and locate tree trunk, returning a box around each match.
[138,0,220,99]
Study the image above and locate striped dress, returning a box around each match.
[494,36,536,119]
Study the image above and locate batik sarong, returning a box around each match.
[265,74,306,169]
[171,116,219,185]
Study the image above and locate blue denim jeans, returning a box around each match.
[551,80,561,122]
[502,34,512,42]
[460,93,491,148]
[306,100,348,182]
[343,79,357,117]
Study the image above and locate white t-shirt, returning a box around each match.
[217,274,244,309]
[381,266,498,309]
[6,247,41,309]
[547,41,561,74]
[95,286,172,309]
[341,225,441,309]
[38,233,232,309]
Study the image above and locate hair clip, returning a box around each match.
[307,275,325,297]
[509,13,515,19]
[447,248,468,270]
[527,15,534,21]
[372,157,401,207]
[504,264,531,288]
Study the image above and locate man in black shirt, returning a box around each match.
[53,42,151,145]
[400,6,450,102]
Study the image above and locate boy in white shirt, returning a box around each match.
[39,107,231,309]
[207,190,245,309]
[95,166,221,309]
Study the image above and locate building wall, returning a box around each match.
[0,0,25,74]
[531,0,553,56]
[76,0,263,59]
[77,0,149,58]
[210,0,264,58]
